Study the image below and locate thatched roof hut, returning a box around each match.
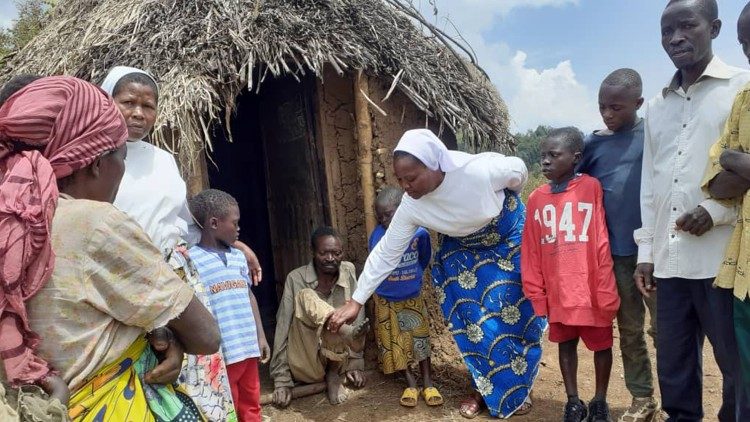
[1,0,511,341]
[1,0,512,162]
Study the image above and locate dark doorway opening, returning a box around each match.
[208,74,328,336]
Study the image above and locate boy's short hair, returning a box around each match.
[375,186,404,208]
[0,74,43,107]
[547,127,585,154]
[601,68,643,97]
[666,0,718,21]
[188,189,238,226]
[310,226,340,249]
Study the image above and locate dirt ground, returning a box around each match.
[261,318,724,422]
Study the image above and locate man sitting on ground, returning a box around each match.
[270,227,368,407]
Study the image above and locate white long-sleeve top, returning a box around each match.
[114,140,198,255]
[635,56,749,279]
[352,152,527,304]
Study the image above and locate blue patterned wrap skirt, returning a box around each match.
[432,191,546,418]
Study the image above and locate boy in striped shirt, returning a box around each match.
[189,189,270,422]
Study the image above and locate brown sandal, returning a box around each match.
[514,397,533,416]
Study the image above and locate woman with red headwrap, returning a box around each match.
[0,76,221,421]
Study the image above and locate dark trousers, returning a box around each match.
[657,278,749,421]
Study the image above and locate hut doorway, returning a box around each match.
[208,74,328,328]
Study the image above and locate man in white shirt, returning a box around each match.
[634,0,750,420]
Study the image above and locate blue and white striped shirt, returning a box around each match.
[190,245,260,364]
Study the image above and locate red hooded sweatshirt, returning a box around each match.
[521,174,620,327]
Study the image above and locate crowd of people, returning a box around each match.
[1,0,750,421]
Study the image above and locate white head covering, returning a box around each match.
[100,66,158,97]
[393,129,476,172]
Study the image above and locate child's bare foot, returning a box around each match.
[325,365,349,405]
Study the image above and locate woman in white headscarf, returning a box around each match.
[101,66,254,422]
[329,129,546,418]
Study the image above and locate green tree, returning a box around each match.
[514,125,551,172]
[0,0,53,59]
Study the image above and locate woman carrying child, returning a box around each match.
[330,129,546,418]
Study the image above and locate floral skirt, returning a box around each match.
[432,191,546,418]
[373,293,431,374]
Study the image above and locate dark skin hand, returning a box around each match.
[708,170,750,200]
[273,386,292,408]
[634,263,656,298]
[708,150,750,199]
[674,205,713,236]
[144,327,185,384]
[346,370,365,388]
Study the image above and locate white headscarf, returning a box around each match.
[393,129,476,172]
[100,66,158,97]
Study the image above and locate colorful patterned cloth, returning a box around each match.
[68,337,203,421]
[373,293,431,374]
[432,191,546,418]
[170,248,237,422]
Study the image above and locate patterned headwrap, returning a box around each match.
[0,76,127,385]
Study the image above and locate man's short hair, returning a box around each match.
[0,74,42,107]
[375,186,403,208]
[188,189,238,226]
[667,0,718,22]
[601,68,643,97]
[310,226,340,249]
[547,127,585,154]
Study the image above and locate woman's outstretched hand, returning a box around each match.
[327,300,362,333]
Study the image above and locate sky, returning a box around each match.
[2,0,750,133]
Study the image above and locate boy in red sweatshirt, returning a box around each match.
[521,127,620,422]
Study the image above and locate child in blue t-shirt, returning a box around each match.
[369,186,441,407]
[188,189,269,422]
[577,68,659,421]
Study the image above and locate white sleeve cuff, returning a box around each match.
[351,289,369,305]
[700,199,738,227]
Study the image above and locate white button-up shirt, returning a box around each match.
[636,56,750,279]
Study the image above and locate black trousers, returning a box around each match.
[656,278,749,421]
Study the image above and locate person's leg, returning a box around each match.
[325,360,349,405]
[420,358,434,388]
[559,338,580,400]
[229,358,261,422]
[696,280,747,421]
[612,255,655,399]
[226,359,250,421]
[734,297,750,399]
[656,278,703,421]
[403,369,418,389]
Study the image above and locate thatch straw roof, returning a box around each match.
[1,0,512,173]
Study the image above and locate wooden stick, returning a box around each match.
[260,382,327,405]
[354,70,377,237]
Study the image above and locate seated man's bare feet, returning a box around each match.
[325,362,349,405]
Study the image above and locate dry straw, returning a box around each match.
[1,0,513,176]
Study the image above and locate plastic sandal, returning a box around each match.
[399,387,419,407]
[422,387,444,406]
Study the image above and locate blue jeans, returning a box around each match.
[656,278,749,421]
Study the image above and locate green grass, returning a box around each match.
[521,170,546,202]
